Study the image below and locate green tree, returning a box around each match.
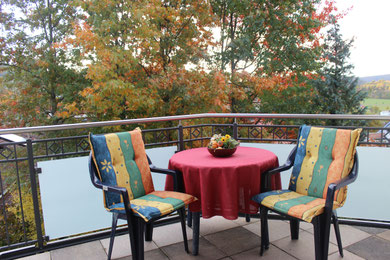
[70,0,229,122]
[312,17,366,125]
[0,0,89,127]
[209,0,334,113]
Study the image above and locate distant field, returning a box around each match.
[363,98,390,111]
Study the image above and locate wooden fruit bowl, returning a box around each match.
[207,147,237,157]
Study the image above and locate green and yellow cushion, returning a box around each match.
[89,129,196,221]
[252,190,343,222]
[253,125,361,223]
[290,125,361,206]
[110,191,195,221]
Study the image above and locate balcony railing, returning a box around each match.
[0,113,389,259]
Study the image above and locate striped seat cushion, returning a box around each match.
[89,129,154,208]
[289,125,361,206]
[109,191,196,221]
[252,189,342,222]
[253,125,361,223]
[89,129,196,221]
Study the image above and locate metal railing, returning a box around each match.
[0,113,390,259]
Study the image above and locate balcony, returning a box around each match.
[15,216,390,260]
[1,113,390,260]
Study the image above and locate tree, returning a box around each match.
[312,17,366,125]
[69,0,229,122]
[209,0,337,113]
[0,0,89,127]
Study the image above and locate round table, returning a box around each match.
[167,146,281,219]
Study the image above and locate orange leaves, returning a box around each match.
[70,21,100,55]
[65,0,338,120]
[35,59,49,68]
[313,0,344,24]
[70,0,223,120]
[146,67,230,115]
[211,70,223,85]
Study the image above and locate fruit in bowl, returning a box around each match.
[207,134,239,157]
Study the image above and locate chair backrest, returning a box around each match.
[89,129,154,209]
[289,125,361,205]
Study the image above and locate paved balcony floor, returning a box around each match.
[17,216,390,260]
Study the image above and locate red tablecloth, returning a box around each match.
[166,146,281,219]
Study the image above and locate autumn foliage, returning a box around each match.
[0,0,341,126]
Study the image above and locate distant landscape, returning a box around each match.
[358,74,390,113]
[358,74,390,85]
[363,98,390,111]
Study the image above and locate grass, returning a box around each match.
[363,98,390,112]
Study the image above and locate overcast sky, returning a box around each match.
[336,0,390,77]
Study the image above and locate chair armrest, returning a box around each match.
[146,155,177,177]
[149,164,177,176]
[261,164,293,192]
[325,153,359,210]
[94,179,128,195]
[88,153,132,209]
[262,163,294,177]
[149,163,182,192]
[146,154,180,191]
[261,145,297,191]
[93,179,133,212]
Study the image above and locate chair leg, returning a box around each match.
[125,213,144,260]
[313,212,332,260]
[125,214,137,260]
[107,213,119,260]
[322,210,332,260]
[131,217,145,260]
[145,222,153,242]
[332,211,343,257]
[245,213,251,222]
[259,206,269,256]
[290,219,300,240]
[178,208,189,253]
[187,210,192,227]
[312,216,324,260]
[192,211,200,256]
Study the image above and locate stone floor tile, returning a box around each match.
[51,240,107,260]
[161,237,227,260]
[306,224,371,248]
[200,216,240,235]
[11,223,390,260]
[231,245,296,260]
[328,250,365,260]
[231,216,259,226]
[243,219,291,242]
[115,249,169,260]
[100,234,158,259]
[330,225,371,247]
[204,226,260,256]
[377,229,390,241]
[272,230,338,260]
[353,225,389,235]
[299,220,313,230]
[346,236,390,260]
[16,252,51,260]
[152,222,193,247]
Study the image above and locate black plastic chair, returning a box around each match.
[252,125,360,260]
[88,130,195,260]
[89,153,191,260]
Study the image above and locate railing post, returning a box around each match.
[233,118,238,140]
[27,139,44,249]
[178,120,184,151]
